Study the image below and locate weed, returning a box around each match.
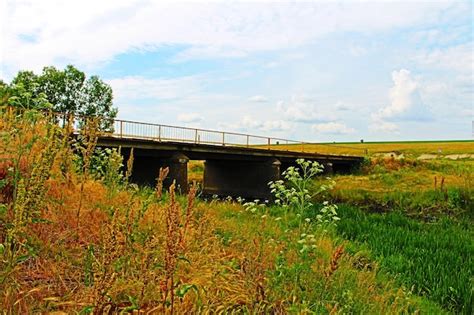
[156,167,169,200]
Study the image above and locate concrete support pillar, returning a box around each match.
[130,155,162,187]
[203,158,281,199]
[126,153,189,193]
[163,153,189,193]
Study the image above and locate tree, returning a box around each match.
[1,65,117,130]
[1,71,51,109]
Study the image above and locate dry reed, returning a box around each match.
[155,167,169,200]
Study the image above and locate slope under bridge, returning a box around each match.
[81,117,364,199]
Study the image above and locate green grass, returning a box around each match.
[334,205,473,314]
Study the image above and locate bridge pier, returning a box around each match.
[164,153,189,193]
[203,158,281,199]
[124,150,189,193]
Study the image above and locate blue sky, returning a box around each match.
[1,0,473,142]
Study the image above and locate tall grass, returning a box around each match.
[335,205,473,314]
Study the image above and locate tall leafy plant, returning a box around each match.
[269,159,339,227]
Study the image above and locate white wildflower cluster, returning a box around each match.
[268,159,332,221]
[297,233,318,254]
[316,201,340,225]
[243,199,267,214]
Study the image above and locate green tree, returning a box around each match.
[2,65,117,130]
[1,71,51,109]
[37,65,85,114]
[0,80,9,106]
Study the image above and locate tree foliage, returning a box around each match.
[0,65,117,129]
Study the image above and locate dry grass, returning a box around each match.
[274,140,474,157]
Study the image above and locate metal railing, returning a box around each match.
[2,106,366,155]
[107,118,367,155]
[109,118,304,150]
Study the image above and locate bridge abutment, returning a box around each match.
[203,158,281,199]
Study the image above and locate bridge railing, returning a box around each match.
[109,119,367,155]
[111,118,303,149]
[2,106,366,155]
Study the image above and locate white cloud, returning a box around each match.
[369,69,436,135]
[221,116,291,133]
[260,120,291,132]
[413,43,473,73]
[335,101,352,111]
[177,113,203,123]
[312,122,355,135]
[372,69,431,122]
[461,109,473,117]
[107,75,203,102]
[248,95,268,103]
[349,44,368,57]
[277,98,336,123]
[369,118,400,134]
[1,0,458,76]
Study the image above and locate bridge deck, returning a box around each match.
[64,114,364,157]
[97,135,364,164]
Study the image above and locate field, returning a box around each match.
[274,140,474,158]
[0,109,473,313]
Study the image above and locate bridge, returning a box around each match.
[79,117,364,199]
[34,109,364,198]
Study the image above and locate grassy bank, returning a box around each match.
[309,155,473,314]
[335,205,473,314]
[316,157,473,218]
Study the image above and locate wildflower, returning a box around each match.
[299,245,308,253]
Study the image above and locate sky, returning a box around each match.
[1,0,473,142]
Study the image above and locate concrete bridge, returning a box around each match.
[90,118,364,199]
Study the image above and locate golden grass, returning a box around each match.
[2,174,438,313]
[273,141,474,157]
